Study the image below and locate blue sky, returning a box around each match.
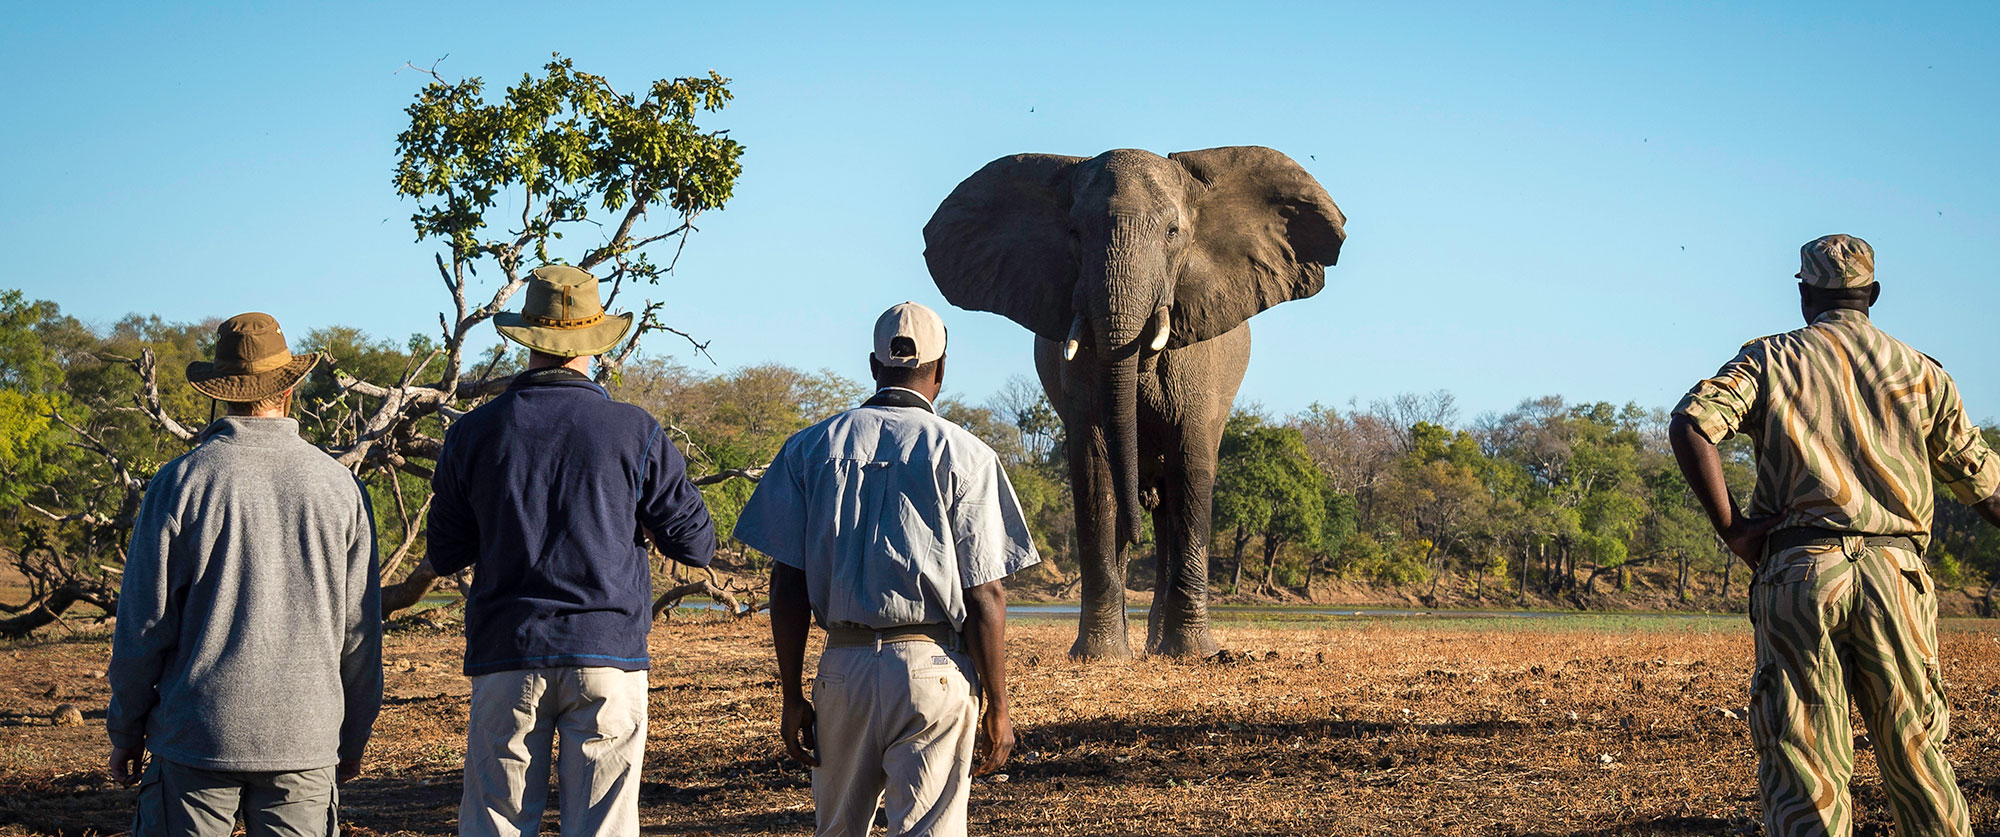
[4,2,1997,422]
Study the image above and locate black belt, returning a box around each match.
[825,624,961,650]
[1766,526,1920,557]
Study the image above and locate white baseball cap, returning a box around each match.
[873,302,947,368]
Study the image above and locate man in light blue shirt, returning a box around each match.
[736,301,1038,837]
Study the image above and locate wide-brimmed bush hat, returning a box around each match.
[185,312,322,403]
[493,265,634,358]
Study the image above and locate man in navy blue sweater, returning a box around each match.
[428,266,715,837]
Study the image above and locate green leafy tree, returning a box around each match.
[1213,412,1325,594]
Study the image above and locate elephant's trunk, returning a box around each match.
[1099,314,1145,547]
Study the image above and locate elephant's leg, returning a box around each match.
[1143,324,1248,658]
[1065,429,1131,659]
[1038,337,1132,660]
[1147,451,1220,657]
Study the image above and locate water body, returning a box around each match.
[1002,604,1721,619]
[645,599,1723,620]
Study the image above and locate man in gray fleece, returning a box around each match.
[107,312,383,836]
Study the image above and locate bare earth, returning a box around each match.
[3,613,1999,836]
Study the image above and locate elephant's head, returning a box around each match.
[923,146,1346,546]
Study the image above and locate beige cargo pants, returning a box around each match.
[460,667,649,837]
[1750,539,1970,837]
[811,640,979,837]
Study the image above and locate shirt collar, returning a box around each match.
[197,416,303,446]
[509,366,604,394]
[1812,308,1869,326]
[864,386,936,413]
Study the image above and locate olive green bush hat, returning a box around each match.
[493,266,634,358]
[185,312,322,403]
[1797,234,1876,289]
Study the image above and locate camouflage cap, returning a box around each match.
[1796,234,1875,289]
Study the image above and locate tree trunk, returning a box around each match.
[1982,573,1997,619]
[1231,525,1249,592]
[0,583,109,638]
[1676,550,1690,603]
[1519,543,1530,601]
[1721,559,1733,600]
[1260,534,1279,594]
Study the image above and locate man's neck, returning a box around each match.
[528,353,593,375]
[874,385,938,409]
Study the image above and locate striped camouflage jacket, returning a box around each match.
[1674,308,2000,549]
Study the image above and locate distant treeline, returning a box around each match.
[4,291,1998,623]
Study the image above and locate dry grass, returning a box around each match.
[2,613,1999,835]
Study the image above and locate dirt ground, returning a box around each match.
[2,612,1999,836]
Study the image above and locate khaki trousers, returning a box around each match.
[811,640,979,837]
[131,758,338,837]
[1749,539,1970,837]
[460,667,649,837]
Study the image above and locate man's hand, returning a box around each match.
[780,694,819,768]
[336,758,363,784]
[108,744,145,786]
[1722,514,1782,569]
[974,703,1014,776]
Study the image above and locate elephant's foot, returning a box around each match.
[1147,621,1219,659]
[1072,612,1136,660]
[1072,632,1136,660]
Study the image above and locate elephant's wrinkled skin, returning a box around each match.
[924,147,1345,658]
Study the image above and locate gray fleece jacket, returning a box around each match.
[107,417,382,771]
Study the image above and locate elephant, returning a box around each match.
[923,146,1346,659]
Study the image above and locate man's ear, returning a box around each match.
[933,355,947,386]
[868,355,883,383]
[1867,283,1882,306]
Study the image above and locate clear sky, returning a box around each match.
[4,2,1997,422]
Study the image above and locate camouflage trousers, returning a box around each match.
[1749,537,1970,837]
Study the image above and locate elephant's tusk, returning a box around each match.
[1147,306,1171,352]
[1063,315,1084,361]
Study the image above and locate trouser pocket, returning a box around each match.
[130,761,165,837]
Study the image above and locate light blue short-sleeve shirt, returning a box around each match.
[733,389,1040,631]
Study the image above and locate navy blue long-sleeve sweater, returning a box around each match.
[428,368,715,675]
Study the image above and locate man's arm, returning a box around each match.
[105,480,179,784]
[425,430,479,575]
[1923,363,2000,528]
[639,428,716,568]
[962,578,1013,776]
[949,448,1037,776]
[338,483,385,783]
[1971,492,2000,530]
[770,562,818,768]
[1668,414,1779,566]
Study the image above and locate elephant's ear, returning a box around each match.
[1168,146,1347,346]
[923,154,1086,342]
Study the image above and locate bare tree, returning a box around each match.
[6,56,746,632]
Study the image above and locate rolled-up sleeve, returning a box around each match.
[733,441,808,568]
[639,427,716,568]
[950,450,1040,588]
[1925,364,2000,504]
[1673,344,1765,445]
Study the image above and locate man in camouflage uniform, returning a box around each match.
[1669,234,2000,837]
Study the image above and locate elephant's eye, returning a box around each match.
[1165,225,1179,240]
